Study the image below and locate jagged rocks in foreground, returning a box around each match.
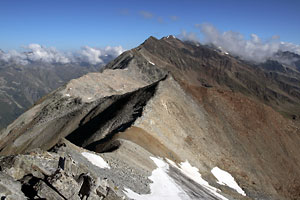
[0,139,124,200]
[1,36,300,200]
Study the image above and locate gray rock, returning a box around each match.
[47,169,81,200]
[34,180,65,200]
[0,149,59,180]
[0,172,26,200]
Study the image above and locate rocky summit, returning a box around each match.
[1,36,300,200]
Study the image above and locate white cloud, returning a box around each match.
[75,45,125,65]
[279,41,300,55]
[78,46,103,65]
[200,24,281,62]
[178,30,199,43]
[26,44,70,64]
[0,44,125,65]
[103,45,124,57]
[0,50,28,65]
[181,23,300,62]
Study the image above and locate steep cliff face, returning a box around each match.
[0,36,300,200]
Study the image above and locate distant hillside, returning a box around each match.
[0,62,105,129]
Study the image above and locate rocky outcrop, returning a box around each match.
[0,172,27,199]
[0,141,123,200]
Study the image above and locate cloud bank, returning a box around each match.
[180,24,300,62]
[26,44,70,64]
[0,44,125,65]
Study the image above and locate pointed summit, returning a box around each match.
[144,35,159,43]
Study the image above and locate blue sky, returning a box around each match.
[0,0,299,51]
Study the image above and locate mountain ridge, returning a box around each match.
[107,36,300,120]
[0,36,300,200]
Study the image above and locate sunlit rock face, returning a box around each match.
[1,36,300,200]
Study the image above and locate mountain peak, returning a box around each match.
[141,35,181,49]
[162,35,176,40]
[142,36,159,44]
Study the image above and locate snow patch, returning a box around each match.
[81,152,110,169]
[167,159,228,200]
[166,35,176,39]
[148,61,155,65]
[124,157,190,200]
[65,94,70,97]
[211,167,246,196]
[125,157,229,200]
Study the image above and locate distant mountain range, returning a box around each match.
[0,62,107,129]
[1,41,299,130]
[1,36,300,200]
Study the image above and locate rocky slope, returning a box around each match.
[0,36,300,200]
